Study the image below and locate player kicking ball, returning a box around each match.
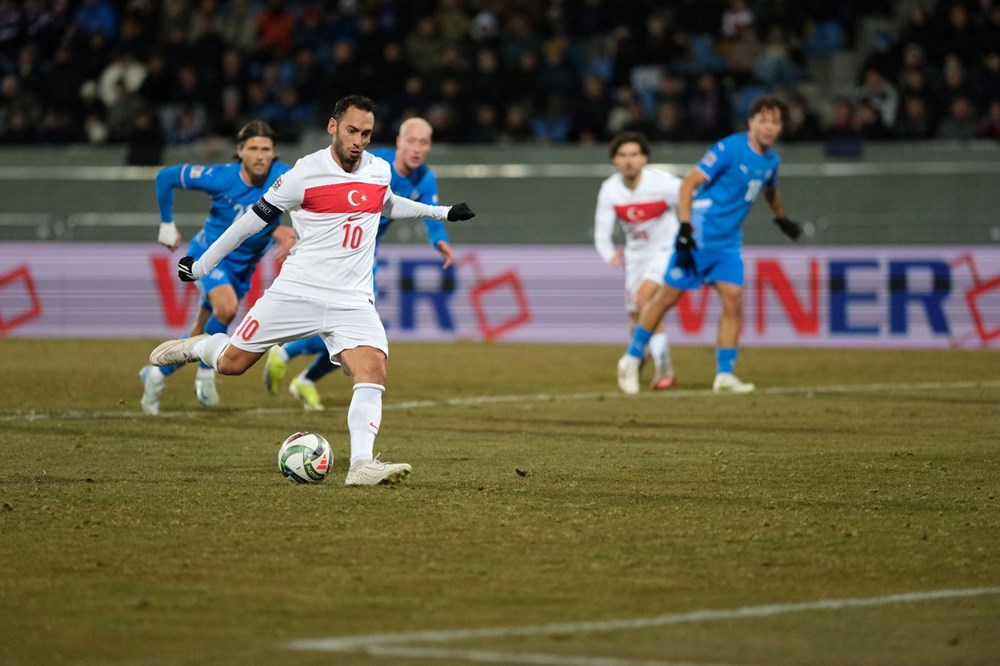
[147,96,475,485]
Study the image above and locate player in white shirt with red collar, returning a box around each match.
[147,95,475,486]
[594,132,681,390]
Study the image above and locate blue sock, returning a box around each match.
[285,335,326,359]
[305,353,338,383]
[159,362,181,377]
[627,326,653,360]
[199,316,229,370]
[716,348,737,374]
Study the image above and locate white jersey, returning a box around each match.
[594,166,681,306]
[190,147,451,308]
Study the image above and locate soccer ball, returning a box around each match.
[277,432,333,484]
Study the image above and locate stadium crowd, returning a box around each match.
[1,0,999,155]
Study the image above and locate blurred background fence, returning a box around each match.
[1,140,998,247]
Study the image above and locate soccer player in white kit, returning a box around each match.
[594,132,681,390]
[147,95,475,486]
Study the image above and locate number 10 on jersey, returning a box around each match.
[342,224,363,249]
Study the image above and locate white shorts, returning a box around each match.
[624,249,670,313]
[229,290,388,360]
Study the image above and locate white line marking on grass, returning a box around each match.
[288,587,1000,658]
[3,379,1000,422]
[362,645,727,666]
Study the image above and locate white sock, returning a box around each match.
[348,383,384,466]
[295,370,312,384]
[649,332,672,374]
[276,346,290,363]
[145,366,165,383]
[193,333,230,371]
[195,366,214,379]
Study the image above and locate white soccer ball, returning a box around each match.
[277,432,333,484]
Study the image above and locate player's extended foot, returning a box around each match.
[650,371,677,391]
[139,365,163,416]
[289,377,325,411]
[345,457,412,486]
[195,373,219,407]
[712,372,756,394]
[617,354,641,394]
[263,345,287,395]
[149,334,211,367]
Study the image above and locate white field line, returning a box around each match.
[288,587,1000,657]
[361,645,728,666]
[2,379,1000,423]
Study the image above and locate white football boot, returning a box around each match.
[149,334,211,367]
[345,457,411,486]
[139,365,164,416]
[616,354,641,394]
[712,372,756,394]
[195,372,220,407]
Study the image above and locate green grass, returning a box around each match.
[1,340,998,665]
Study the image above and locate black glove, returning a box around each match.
[773,216,801,241]
[674,222,697,271]
[177,256,197,282]
[447,203,475,221]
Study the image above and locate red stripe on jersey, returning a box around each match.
[614,200,668,224]
[302,182,388,214]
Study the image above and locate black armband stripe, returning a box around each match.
[252,197,282,224]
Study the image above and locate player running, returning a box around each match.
[616,95,802,395]
[139,120,293,415]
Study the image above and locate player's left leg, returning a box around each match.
[329,308,409,486]
[712,278,755,394]
[634,278,675,390]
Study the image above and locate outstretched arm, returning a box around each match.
[183,199,278,281]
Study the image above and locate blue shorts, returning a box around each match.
[188,236,255,309]
[664,246,744,290]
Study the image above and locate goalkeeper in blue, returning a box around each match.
[139,120,294,415]
[261,117,452,410]
[616,95,802,395]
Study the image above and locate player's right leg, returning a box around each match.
[634,278,676,390]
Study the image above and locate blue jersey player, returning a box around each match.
[616,95,802,395]
[261,117,452,410]
[139,120,293,415]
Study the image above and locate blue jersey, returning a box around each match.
[369,147,448,250]
[155,160,292,270]
[692,132,780,249]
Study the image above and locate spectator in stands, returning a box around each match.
[975,99,1000,138]
[688,72,731,141]
[895,94,936,139]
[782,93,823,142]
[936,95,978,139]
[854,67,898,130]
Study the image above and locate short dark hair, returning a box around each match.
[233,119,276,160]
[609,131,650,160]
[748,95,787,121]
[332,95,376,122]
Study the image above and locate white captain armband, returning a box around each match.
[252,197,281,224]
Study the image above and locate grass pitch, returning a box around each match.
[1,340,998,665]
